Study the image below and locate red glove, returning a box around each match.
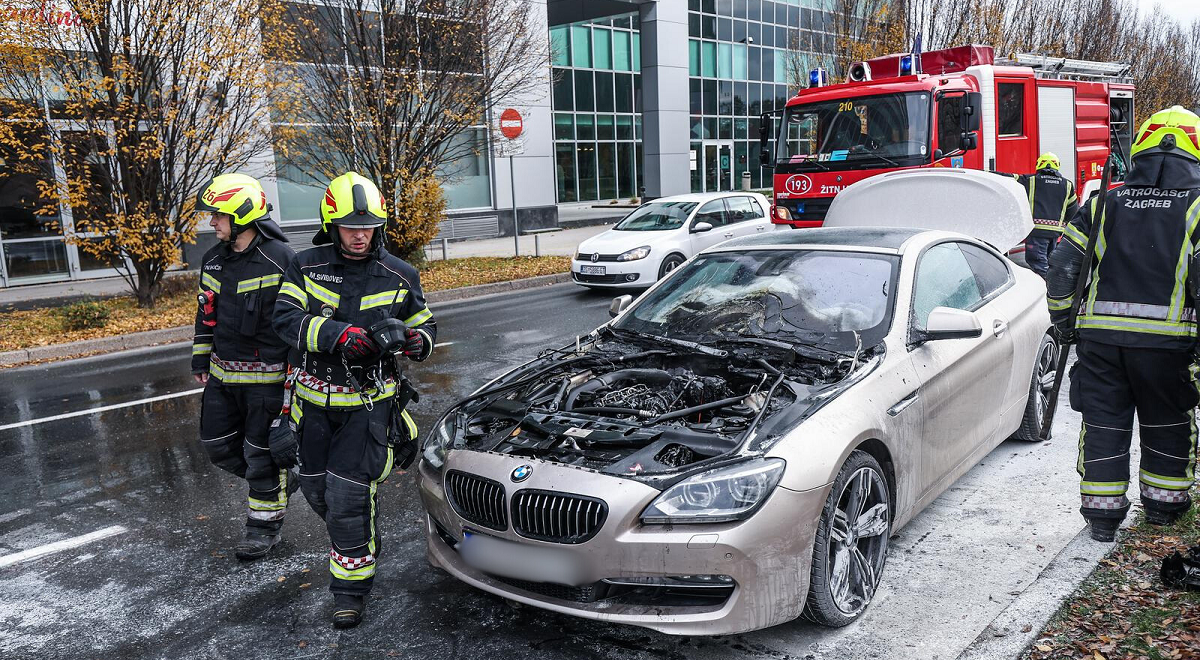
[197,290,217,327]
[402,327,424,357]
[337,326,378,359]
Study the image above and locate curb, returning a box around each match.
[954,524,1115,660]
[0,272,573,368]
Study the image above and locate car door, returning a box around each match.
[689,199,734,253]
[908,241,1015,494]
[723,196,771,239]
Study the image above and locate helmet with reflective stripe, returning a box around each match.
[1035,152,1061,171]
[320,172,387,231]
[1131,105,1200,163]
[195,173,270,226]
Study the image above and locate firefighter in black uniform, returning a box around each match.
[1002,152,1078,276]
[1046,106,1200,542]
[273,172,435,628]
[192,173,298,559]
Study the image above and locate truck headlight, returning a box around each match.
[640,458,785,524]
[423,410,462,471]
[617,246,651,261]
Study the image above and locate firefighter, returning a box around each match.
[1002,152,1078,276]
[273,172,435,628]
[192,173,299,559]
[1046,106,1200,542]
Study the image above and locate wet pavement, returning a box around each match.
[2,283,1104,660]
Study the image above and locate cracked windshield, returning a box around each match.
[614,249,898,350]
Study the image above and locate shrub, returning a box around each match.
[387,173,447,266]
[59,298,111,331]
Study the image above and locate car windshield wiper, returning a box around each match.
[849,148,902,168]
[606,326,729,357]
[781,157,828,171]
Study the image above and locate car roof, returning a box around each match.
[646,191,767,204]
[715,226,926,252]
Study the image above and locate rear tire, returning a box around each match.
[804,450,891,627]
[657,253,686,279]
[1013,333,1058,442]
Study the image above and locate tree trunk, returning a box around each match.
[133,259,162,308]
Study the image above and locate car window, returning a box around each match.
[958,242,1012,299]
[694,199,728,227]
[724,196,759,224]
[911,243,982,329]
[749,197,765,218]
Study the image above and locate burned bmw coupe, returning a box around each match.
[417,170,1055,634]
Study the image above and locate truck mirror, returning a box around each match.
[962,132,978,150]
[760,148,773,169]
[962,92,982,132]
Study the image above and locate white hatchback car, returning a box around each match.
[571,192,774,288]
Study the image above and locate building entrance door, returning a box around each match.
[703,141,734,192]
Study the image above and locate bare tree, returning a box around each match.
[0,0,286,306]
[268,0,547,261]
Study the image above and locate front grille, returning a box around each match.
[575,252,621,262]
[779,196,832,223]
[492,576,601,603]
[511,489,607,544]
[572,272,628,284]
[445,471,507,531]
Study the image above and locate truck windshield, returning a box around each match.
[776,92,931,171]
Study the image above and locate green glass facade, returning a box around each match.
[550,0,842,201]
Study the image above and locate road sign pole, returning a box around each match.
[510,154,519,257]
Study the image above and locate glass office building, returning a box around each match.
[550,0,842,202]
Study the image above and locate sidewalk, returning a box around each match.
[426,223,611,259]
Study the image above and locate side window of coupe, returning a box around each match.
[911,243,983,329]
[694,199,728,227]
[958,242,1012,299]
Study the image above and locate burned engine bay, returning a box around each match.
[442,334,881,479]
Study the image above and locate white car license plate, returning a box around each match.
[580,265,606,276]
[460,530,586,585]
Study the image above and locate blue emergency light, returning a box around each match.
[808,68,827,88]
[899,55,914,75]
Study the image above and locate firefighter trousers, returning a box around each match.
[1069,340,1198,523]
[293,400,394,596]
[1024,235,1056,276]
[199,379,292,534]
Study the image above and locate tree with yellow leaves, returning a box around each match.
[0,0,293,306]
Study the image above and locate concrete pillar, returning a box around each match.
[638,1,690,198]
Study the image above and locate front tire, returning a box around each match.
[804,450,891,627]
[1013,333,1058,442]
[657,253,686,279]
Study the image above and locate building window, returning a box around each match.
[571,25,592,68]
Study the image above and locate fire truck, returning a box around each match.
[762,45,1135,228]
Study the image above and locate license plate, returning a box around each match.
[460,530,586,585]
[580,265,605,276]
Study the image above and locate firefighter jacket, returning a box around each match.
[192,234,296,384]
[1006,168,1078,237]
[1046,153,1200,350]
[272,244,436,410]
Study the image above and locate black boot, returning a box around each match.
[1145,508,1183,526]
[235,529,281,561]
[1089,518,1120,542]
[332,594,365,629]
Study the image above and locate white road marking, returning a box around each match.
[435,341,455,347]
[0,525,127,569]
[0,388,204,432]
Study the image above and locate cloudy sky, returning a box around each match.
[1133,0,1200,25]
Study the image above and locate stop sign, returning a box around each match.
[499,108,523,139]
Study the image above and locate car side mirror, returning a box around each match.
[916,307,983,341]
[691,221,714,233]
[609,294,633,318]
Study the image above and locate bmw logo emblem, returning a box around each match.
[511,464,532,482]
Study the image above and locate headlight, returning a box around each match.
[422,410,462,470]
[641,458,785,524]
[617,245,651,261]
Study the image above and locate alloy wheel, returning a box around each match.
[826,466,890,616]
[1034,338,1059,426]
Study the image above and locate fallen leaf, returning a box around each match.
[301,568,311,573]
[195,515,209,521]
[298,641,307,648]
[277,576,286,582]
[1094,651,1106,660]
[1036,644,1053,652]
[1022,624,1033,633]
[1137,581,1151,590]
[300,583,311,589]
[1136,553,1152,562]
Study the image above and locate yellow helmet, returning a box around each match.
[1035,152,1061,171]
[320,172,387,230]
[195,173,270,227]
[1131,105,1200,163]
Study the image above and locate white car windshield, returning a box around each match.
[614,201,699,231]
[614,249,899,351]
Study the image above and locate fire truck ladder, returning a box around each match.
[999,53,1132,83]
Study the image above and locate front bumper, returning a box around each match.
[570,258,654,288]
[417,452,827,635]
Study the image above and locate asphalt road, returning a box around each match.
[0,283,1112,660]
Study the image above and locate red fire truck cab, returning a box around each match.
[764,45,1135,228]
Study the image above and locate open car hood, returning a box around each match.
[823,169,1033,250]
